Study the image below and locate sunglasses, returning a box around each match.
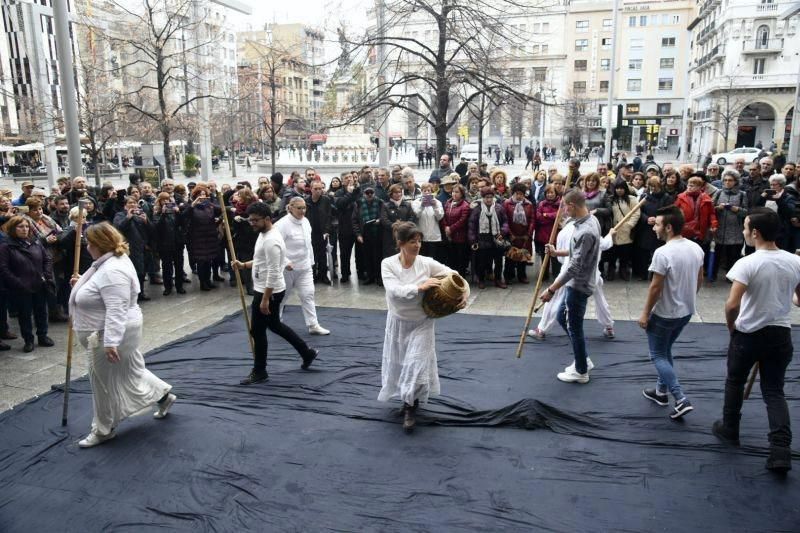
[364,191,375,195]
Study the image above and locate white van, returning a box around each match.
[460,143,480,162]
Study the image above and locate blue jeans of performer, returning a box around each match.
[646,314,691,401]
[724,326,792,448]
[557,287,590,374]
[250,291,312,374]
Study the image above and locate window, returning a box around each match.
[603,18,613,29]
[600,58,611,70]
[629,16,636,27]
[600,80,609,90]
[573,81,587,93]
[531,44,540,54]
[630,38,644,49]
[662,37,676,47]
[574,59,587,71]
[576,20,589,32]
[640,15,648,26]
[626,103,640,115]
[756,25,770,48]
[542,23,550,33]
[628,59,642,70]
[601,37,612,49]
[657,103,672,115]
[754,58,766,74]
[660,58,675,69]
[533,68,547,81]
[672,15,681,24]
[627,79,642,91]
[575,39,589,51]
[533,23,541,32]
[541,44,549,54]
[658,78,674,90]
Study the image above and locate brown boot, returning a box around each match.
[403,402,416,433]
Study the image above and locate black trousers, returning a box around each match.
[160,251,185,290]
[504,259,528,281]
[476,246,503,281]
[362,233,382,282]
[0,290,10,335]
[250,291,311,373]
[534,241,561,279]
[444,242,469,276]
[14,288,48,342]
[355,239,365,279]
[711,243,742,280]
[420,241,444,263]
[723,327,792,448]
[311,233,328,280]
[339,232,356,279]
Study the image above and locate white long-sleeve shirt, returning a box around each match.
[252,228,287,293]
[72,255,142,347]
[275,215,314,271]
[381,254,457,321]
[411,198,444,242]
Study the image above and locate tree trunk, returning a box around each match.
[162,128,172,181]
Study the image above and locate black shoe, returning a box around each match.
[711,420,740,446]
[670,399,694,419]
[766,446,792,473]
[0,342,10,351]
[23,341,34,353]
[0,331,18,340]
[176,287,187,294]
[137,294,151,302]
[37,336,55,347]
[301,349,318,370]
[642,389,669,406]
[363,278,375,285]
[341,275,350,283]
[182,277,191,284]
[163,288,173,296]
[212,274,225,282]
[319,276,331,285]
[240,370,269,385]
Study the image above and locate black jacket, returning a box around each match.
[305,194,334,238]
[0,237,53,293]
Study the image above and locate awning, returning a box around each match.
[308,134,328,142]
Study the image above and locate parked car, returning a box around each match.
[460,143,481,163]
[711,147,769,165]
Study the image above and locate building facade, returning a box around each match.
[688,0,799,158]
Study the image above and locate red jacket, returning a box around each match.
[535,198,560,244]
[503,198,535,251]
[674,191,718,241]
[441,199,471,243]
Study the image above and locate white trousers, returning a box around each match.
[280,267,319,327]
[537,276,614,333]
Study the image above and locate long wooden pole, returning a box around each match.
[218,191,255,358]
[62,201,85,426]
[530,196,647,315]
[516,175,573,358]
[743,362,759,400]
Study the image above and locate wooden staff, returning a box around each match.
[218,191,255,358]
[530,196,648,315]
[516,175,573,358]
[743,362,759,400]
[62,200,85,426]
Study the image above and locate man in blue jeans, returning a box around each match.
[638,206,704,419]
[539,189,601,383]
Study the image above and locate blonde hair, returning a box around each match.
[86,222,129,256]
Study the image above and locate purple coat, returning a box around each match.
[184,202,221,262]
[468,202,509,244]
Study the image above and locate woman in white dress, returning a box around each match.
[379,221,468,433]
[69,222,175,448]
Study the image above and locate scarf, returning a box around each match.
[390,198,403,207]
[585,189,600,200]
[359,198,380,228]
[68,252,115,319]
[510,197,527,225]
[479,201,500,235]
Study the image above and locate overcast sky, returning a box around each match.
[233,0,369,33]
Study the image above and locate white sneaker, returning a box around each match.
[557,369,590,384]
[308,324,330,335]
[78,429,116,448]
[603,327,615,339]
[527,327,546,340]
[154,393,177,419]
[564,358,594,373]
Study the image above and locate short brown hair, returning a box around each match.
[191,182,210,200]
[389,183,403,195]
[25,197,43,210]
[86,222,129,256]
[392,221,423,244]
[1,215,29,236]
[562,188,586,207]
[687,177,705,188]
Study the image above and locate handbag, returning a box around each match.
[506,246,532,262]
[494,235,511,251]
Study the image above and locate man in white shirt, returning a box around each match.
[713,207,800,473]
[233,203,318,385]
[638,205,704,419]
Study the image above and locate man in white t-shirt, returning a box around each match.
[232,203,319,386]
[713,207,800,473]
[638,206,704,419]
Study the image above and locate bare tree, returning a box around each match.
[709,76,750,153]
[340,0,551,158]
[107,0,219,180]
[463,90,501,165]
[556,91,593,151]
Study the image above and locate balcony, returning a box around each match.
[741,38,783,55]
[698,72,797,94]
[696,21,717,44]
[756,2,778,13]
[699,0,721,17]
[693,44,726,71]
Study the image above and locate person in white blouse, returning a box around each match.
[411,182,444,261]
[69,223,175,448]
[379,221,468,433]
[274,197,330,335]
[233,203,319,385]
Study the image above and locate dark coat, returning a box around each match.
[0,237,53,294]
[335,187,362,238]
[380,200,417,257]
[635,191,673,251]
[153,210,185,255]
[183,202,221,262]
[228,209,258,262]
[113,211,152,276]
[305,194,334,238]
[468,202,509,244]
[56,225,93,279]
[441,199,471,244]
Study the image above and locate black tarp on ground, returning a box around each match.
[0,307,798,532]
